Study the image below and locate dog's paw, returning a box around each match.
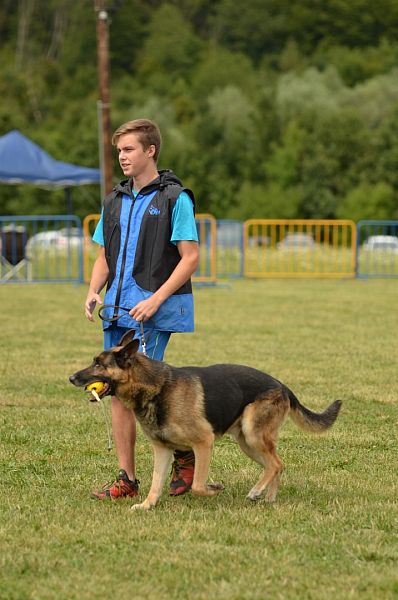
[247,490,264,502]
[130,501,153,511]
[192,483,225,497]
[207,482,225,492]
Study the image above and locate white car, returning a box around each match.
[363,235,398,253]
[27,231,64,248]
[27,228,83,250]
[56,227,83,248]
[277,233,315,250]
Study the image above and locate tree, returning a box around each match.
[135,3,202,93]
[338,182,397,221]
[229,181,303,220]
[2,0,398,221]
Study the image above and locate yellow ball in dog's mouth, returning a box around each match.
[85,381,105,394]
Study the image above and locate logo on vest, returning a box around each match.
[148,204,161,216]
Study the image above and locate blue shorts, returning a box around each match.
[103,324,171,361]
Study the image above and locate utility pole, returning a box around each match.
[95,0,113,197]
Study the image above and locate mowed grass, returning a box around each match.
[0,278,397,600]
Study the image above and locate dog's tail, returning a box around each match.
[284,386,342,433]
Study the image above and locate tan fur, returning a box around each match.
[70,338,341,510]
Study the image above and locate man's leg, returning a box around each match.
[111,396,136,481]
[92,325,141,499]
[169,449,195,496]
[114,326,170,482]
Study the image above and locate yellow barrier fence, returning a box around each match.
[83,213,217,284]
[194,213,217,283]
[83,214,101,284]
[243,219,356,278]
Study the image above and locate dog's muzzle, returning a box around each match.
[69,374,113,402]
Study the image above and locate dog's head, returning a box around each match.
[69,329,140,401]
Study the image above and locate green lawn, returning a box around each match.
[0,279,397,600]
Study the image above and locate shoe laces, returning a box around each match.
[171,455,194,477]
[171,459,182,478]
[101,473,131,492]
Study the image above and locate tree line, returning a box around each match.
[1,0,398,222]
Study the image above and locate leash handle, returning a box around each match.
[98,304,148,357]
[98,304,131,322]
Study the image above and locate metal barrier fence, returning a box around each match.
[243,219,357,278]
[82,213,217,284]
[0,215,83,283]
[194,214,217,283]
[82,213,101,285]
[3,216,398,282]
[216,219,244,278]
[356,220,398,278]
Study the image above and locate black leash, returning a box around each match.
[98,303,131,322]
[98,304,148,356]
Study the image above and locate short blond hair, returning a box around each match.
[112,119,162,161]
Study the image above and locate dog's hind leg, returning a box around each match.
[131,444,173,510]
[240,400,286,503]
[191,436,224,497]
[235,430,282,502]
[247,440,283,503]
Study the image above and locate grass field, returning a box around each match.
[0,278,397,600]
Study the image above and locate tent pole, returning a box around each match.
[65,187,73,215]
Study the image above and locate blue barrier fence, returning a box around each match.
[0,215,83,284]
[216,219,244,278]
[356,220,398,279]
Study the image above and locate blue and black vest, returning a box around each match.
[101,170,196,333]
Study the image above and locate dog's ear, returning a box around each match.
[117,329,137,347]
[114,338,140,367]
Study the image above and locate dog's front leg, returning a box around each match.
[191,438,224,497]
[131,444,173,511]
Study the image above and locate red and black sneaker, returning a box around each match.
[169,451,195,496]
[91,469,140,500]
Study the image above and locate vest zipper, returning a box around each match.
[113,197,135,319]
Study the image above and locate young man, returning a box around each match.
[84,118,199,499]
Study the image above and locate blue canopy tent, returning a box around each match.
[0,130,101,213]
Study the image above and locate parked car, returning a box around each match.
[27,227,83,250]
[56,227,83,248]
[27,231,64,249]
[277,233,315,250]
[248,235,270,248]
[362,235,398,253]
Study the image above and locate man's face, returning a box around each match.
[116,132,155,178]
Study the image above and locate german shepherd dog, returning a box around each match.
[70,330,342,510]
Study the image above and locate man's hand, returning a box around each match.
[85,292,103,322]
[129,296,161,322]
[84,248,108,322]
[129,240,199,322]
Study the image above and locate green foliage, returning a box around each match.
[135,3,202,93]
[313,38,398,86]
[191,45,256,99]
[373,107,398,195]
[338,182,397,221]
[265,121,306,188]
[229,181,303,220]
[276,67,345,123]
[1,0,398,221]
